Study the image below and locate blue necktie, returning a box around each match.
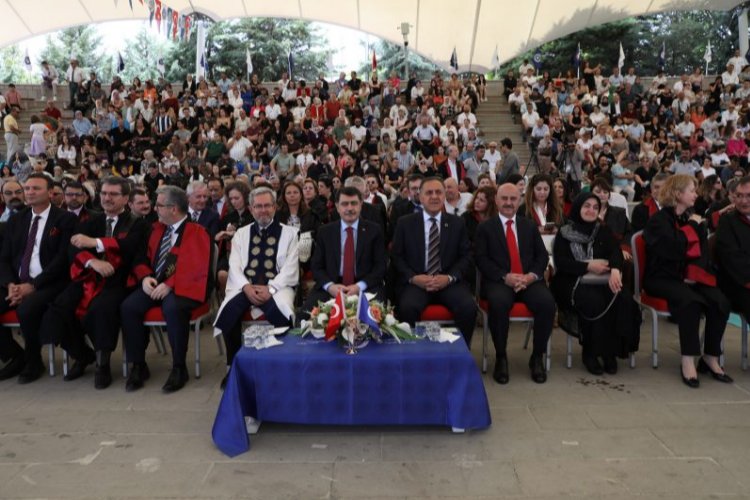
[154,225,173,278]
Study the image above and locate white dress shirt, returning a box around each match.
[27,204,52,279]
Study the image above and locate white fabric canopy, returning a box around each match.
[1,0,743,71]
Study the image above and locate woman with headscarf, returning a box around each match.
[552,193,640,375]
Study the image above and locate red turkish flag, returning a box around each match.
[372,50,377,70]
[155,0,162,32]
[325,291,345,341]
[172,10,178,40]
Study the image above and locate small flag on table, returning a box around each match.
[325,291,345,341]
[357,292,382,340]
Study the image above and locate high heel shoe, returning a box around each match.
[697,358,734,383]
[681,367,700,388]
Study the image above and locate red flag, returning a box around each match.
[172,10,178,40]
[325,292,345,341]
[184,15,191,37]
[155,0,162,32]
[372,50,377,70]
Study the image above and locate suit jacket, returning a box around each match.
[391,212,471,285]
[630,198,658,234]
[388,197,422,241]
[715,210,750,290]
[311,219,386,292]
[195,209,220,240]
[474,215,548,288]
[0,205,77,290]
[436,159,466,182]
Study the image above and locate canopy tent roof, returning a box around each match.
[1,0,744,72]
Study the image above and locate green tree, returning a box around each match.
[359,40,442,80]
[0,45,35,84]
[38,26,107,80]
[165,18,333,83]
[119,27,168,83]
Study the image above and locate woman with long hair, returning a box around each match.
[520,174,564,237]
[694,174,724,217]
[215,181,254,298]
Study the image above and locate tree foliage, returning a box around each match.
[117,27,168,83]
[0,46,35,84]
[495,10,742,79]
[359,39,442,80]
[164,18,333,83]
[38,26,108,79]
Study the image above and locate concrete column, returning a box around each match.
[739,8,749,58]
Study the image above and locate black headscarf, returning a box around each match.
[567,192,601,235]
[560,192,601,262]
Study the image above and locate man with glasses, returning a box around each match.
[38,177,147,388]
[121,186,212,393]
[0,173,76,383]
[63,181,98,225]
[0,180,25,223]
[214,187,299,388]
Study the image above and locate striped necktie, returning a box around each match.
[426,217,441,275]
[154,225,173,278]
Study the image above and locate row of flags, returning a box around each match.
[113,0,192,42]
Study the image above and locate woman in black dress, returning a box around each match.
[643,174,733,387]
[215,181,254,299]
[552,193,640,375]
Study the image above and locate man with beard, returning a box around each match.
[38,177,147,388]
[213,186,299,388]
[0,180,25,223]
[128,188,157,224]
[63,181,99,226]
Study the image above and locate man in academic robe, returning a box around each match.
[213,186,299,388]
[121,186,212,393]
[63,181,99,227]
[38,177,147,389]
[0,173,76,383]
[631,173,668,233]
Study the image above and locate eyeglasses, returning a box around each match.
[3,189,23,196]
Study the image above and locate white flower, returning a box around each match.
[346,295,358,305]
[317,313,328,324]
[385,313,397,326]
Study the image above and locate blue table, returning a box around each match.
[212,335,492,457]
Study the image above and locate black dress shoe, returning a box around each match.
[0,356,25,381]
[162,366,189,393]
[681,367,700,388]
[603,356,618,375]
[17,361,44,385]
[529,354,547,384]
[64,350,96,382]
[125,362,150,392]
[94,363,112,390]
[492,355,509,384]
[697,358,734,383]
[583,355,604,375]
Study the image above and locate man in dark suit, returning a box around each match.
[631,173,667,233]
[187,180,220,239]
[121,186,212,393]
[436,145,466,182]
[331,176,387,238]
[388,174,423,241]
[716,176,750,330]
[475,183,556,384]
[38,177,147,389]
[0,180,25,223]
[0,173,76,383]
[63,181,99,227]
[304,186,387,313]
[391,177,477,345]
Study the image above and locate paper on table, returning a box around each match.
[271,327,289,335]
[251,335,283,350]
[437,329,461,343]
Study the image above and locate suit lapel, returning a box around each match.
[356,222,366,265]
[416,215,426,272]
[333,223,342,272]
[439,216,450,256]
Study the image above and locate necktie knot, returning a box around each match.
[506,219,514,229]
[192,211,199,221]
[345,226,354,235]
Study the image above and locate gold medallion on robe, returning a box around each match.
[265,248,275,257]
[252,236,261,245]
[251,246,261,256]
[265,271,275,279]
[267,236,277,246]
[245,269,256,278]
[264,259,274,270]
[250,258,259,268]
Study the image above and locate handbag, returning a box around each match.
[580,272,611,285]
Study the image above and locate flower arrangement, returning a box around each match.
[298,292,415,349]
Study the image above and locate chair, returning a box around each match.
[0,310,66,377]
[632,230,669,368]
[476,271,552,374]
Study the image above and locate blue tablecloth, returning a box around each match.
[212,335,492,457]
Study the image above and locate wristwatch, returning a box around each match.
[268,285,278,295]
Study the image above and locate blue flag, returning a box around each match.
[117,52,125,73]
[658,42,666,70]
[572,43,581,69]
[287,51,294,80]
[533,48,543,70]
[450,47,458,71]
[357,292,382,340]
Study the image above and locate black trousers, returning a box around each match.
[120,289,199,367]
[40,282,131,360]
[397,282,477,347]
[484,280,556,357]
[0,284,67,364]
[645,279,730,356]
[215,293,290,366]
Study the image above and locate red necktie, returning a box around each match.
[505,220,523,274]
[342,226,355,285]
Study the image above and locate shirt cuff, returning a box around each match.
[95,239,104,253]
[356,281,368,292]
[323,281,333,292]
